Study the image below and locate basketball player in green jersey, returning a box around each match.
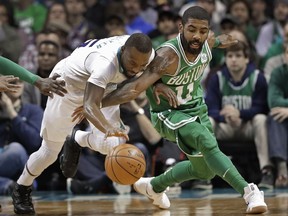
[101,6,267,214]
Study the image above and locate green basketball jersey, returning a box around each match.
[217,70,259,110]
[146,34,212,114]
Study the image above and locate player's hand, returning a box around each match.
[153,83,179,108]
[34,73,67,98]
[72,106,86,123]
[217,34,238,48]
[105,127,129,141]
[0,75,21,92]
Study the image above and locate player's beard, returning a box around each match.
[180,33,203,55]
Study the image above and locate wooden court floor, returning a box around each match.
[0,188,287,215]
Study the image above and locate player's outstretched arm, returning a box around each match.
[82,82,129,140]
[34,74,67,98]
[208,31,238,49]
[0,56,67,97]
[102,47,177,107]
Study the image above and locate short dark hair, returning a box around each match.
[182,6,210,25]
[39,40,60,50]
[225,41,249,58]
[125,33,152,53]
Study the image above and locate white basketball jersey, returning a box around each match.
[60,35,130,93]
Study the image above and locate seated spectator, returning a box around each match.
[22,40,62,110]
[0,80,43,194]
[261,21,288,81]
[226,0,259,43]
[0,2,23,63]
[122,0,155,34]
[18,29,61,72]
[267,44,288,188]
[148,10,178,49]
[206,41,274,189]
[44,2,72,58]
[64,0,106,50]
[104,15,126,37]
[255,0,288,57]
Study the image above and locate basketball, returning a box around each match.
[105,144,146,185]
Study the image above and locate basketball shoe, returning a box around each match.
[60,124,82,178]
[12,183,35,214]
[133,177,170,209]
[243,183,267,214]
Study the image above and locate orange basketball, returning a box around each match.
[105,144,146,185]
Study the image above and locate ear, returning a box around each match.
[245,57,249,64]
[178,22,183,33]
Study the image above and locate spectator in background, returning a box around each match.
[267,44,288,188]
[261,21,288,80]
[148,10,178,49]
[122,0,155,34]
[104,15,126,37]
[19,29,61,72]
[250,0,270,42]
[206,42,274,189]
[13,0,47,42]
[22,40,62,110]
[84,0,107,27]
[256,0,288,57]
[209,14,239,71]
[64,0,106,50]
[0,80,43,195]
[44,2,72,57]
[227,0,258,44]
[0,2,23,63]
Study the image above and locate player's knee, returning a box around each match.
[197,169,215,180]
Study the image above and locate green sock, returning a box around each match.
[151,161,193,193]
[204,148,248,195]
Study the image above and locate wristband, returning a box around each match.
[214,38,221,48]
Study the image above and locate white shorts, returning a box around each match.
[40,60,121,143]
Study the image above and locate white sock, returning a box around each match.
[75,130,126,155]
[17,141,60,186]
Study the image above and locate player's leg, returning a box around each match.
[12,94,77,214]
[60,105,126,177]
[137,112,267,213]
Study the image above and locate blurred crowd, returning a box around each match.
[0,0,288,195]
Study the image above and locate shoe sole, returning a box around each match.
[60,135,81,178]
[14,208,35,215]
[247,205,267,214]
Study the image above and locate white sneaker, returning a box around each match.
[133,177,170,209]
[243,183,268,214]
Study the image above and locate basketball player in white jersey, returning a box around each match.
[11,33,155,215]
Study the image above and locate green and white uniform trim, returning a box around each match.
[146,34,213,155]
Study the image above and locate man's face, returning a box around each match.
[230,1,250,25]
[158,17,176,35]
[123,0,141,18]
[38,44,60,77]
[121,46,152,78]
[225,50,248,74]
[179,18,209,55]
[274,2,288,22]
